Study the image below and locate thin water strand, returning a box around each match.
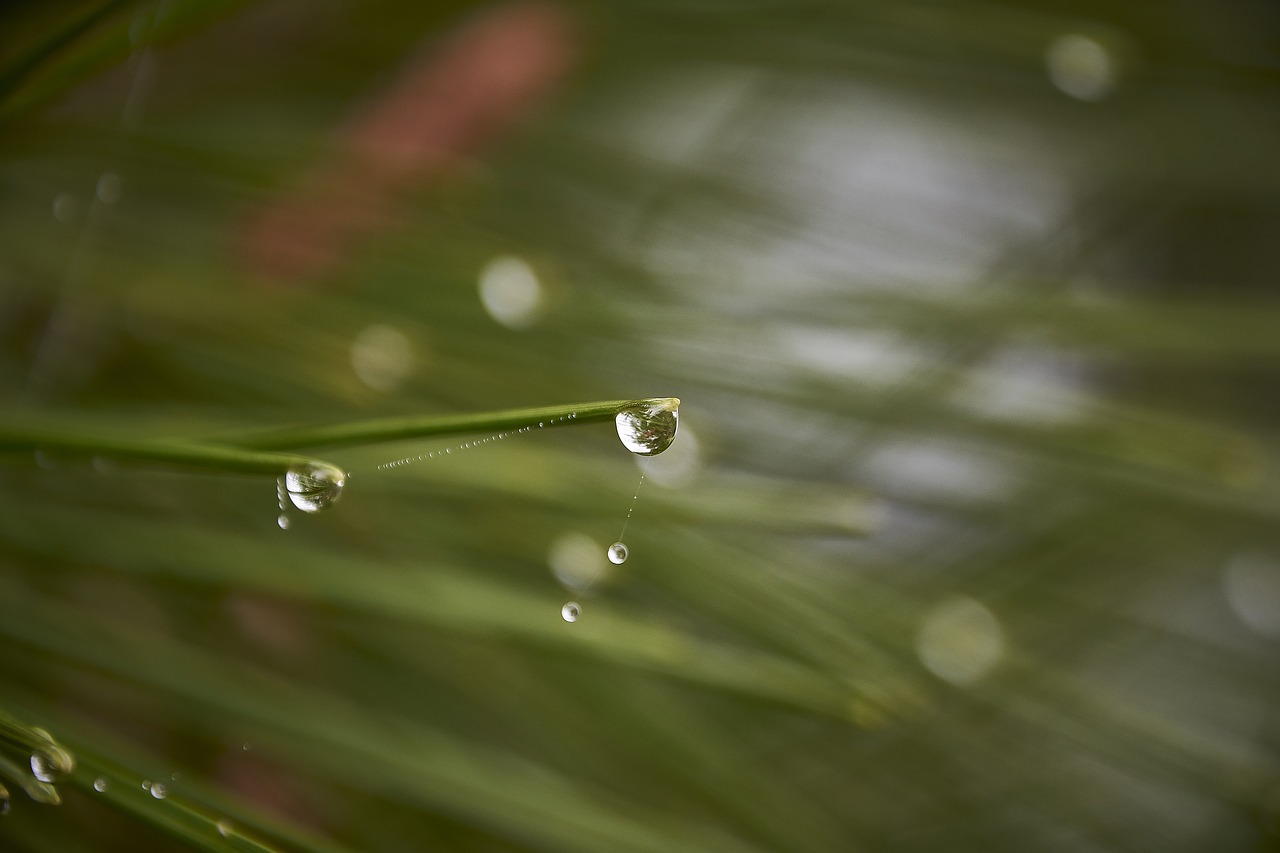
[377,413,579,471]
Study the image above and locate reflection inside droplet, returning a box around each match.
[561,601,581,622]
[285,462,345,512]
[607,542,629,565]
[615,399,679,456]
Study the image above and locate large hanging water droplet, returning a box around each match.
[30,753,56,784]
[284,461,346,512]
[607,542,628,565]
[29,737,72,786]
[615,399,679,456]
[561,601,581,622]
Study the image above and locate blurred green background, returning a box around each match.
[2,0,1280,850]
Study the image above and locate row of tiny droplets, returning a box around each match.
[376,412,578,471]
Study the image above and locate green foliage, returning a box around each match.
[1,1,1279,851]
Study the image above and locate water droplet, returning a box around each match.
[93,777,108,792]
[96,172,122,205]
[141,780,152,792]
[0,785,9,815]
[351,323,414,392]
[277,513,291,530]
[916,596,1004,686]
[30,753,56,783]
[547,532,609,591]
[561,601,581,623]
[241,742,251,751]
[52,192,78,224]
[284,461,345,512]
[1045,33,1118,102]
[607,542,629,565]
[150,782,168,799]
[216,819,233,837]
[170,771,181,781]
[615,400,679,456]
[478,255,543,329]
[1223,552,1280,637]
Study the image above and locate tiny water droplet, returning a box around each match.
[241,742,251,751]
[170,771,181,781]
[615,400,679,456]
[277,513,291,530]
[30,753,56,784]
[52,192,78,224]
[96,172,122,205]
[561,601,581,623]
[93,777,108,792]
[150,782,168,799]
[216,819,233,837]
[284,461,345,513]
[607,542,629,564]
[141,780,152,792]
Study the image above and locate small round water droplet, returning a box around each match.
[561,601,581,623]
[241,742,251,751]
[284,461,345,513]
[607,542,628,565]
[216,819,233,837]
[150,782,168,799]
[615,400,679,456]
[277,513,291,530]
[141,780,152,792]
[93,777,108,792]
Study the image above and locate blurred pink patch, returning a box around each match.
[240,1,577,283]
